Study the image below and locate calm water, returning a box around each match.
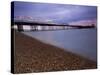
[22,28,97,61]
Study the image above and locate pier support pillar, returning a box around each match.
[31,26,37,31]
[17,25,23,32]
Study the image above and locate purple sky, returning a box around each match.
[13,1,97,25]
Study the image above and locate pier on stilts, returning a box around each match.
[11,21,95,31]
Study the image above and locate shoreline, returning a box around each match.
[14,31,97,73]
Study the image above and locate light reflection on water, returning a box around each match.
[22,28,97,61]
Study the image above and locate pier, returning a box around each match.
[12,21,95,31]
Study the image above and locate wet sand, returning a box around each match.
[14,31,97,73]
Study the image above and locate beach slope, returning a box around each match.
[14,31,97,73]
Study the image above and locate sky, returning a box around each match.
[13,1,97,25]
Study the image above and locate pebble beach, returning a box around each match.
[14,31,97,73]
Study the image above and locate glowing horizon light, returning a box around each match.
[23,25,31,30]
[69,19,97,26]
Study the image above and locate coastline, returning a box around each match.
[14,31,97,73]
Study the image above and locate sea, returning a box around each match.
[22,28,97,61]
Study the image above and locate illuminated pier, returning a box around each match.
[12,21,95,31]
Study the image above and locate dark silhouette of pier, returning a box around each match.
[12,21,95,31]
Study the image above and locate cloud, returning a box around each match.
[14,2,97,25]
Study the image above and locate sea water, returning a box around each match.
[22,28,97,61]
